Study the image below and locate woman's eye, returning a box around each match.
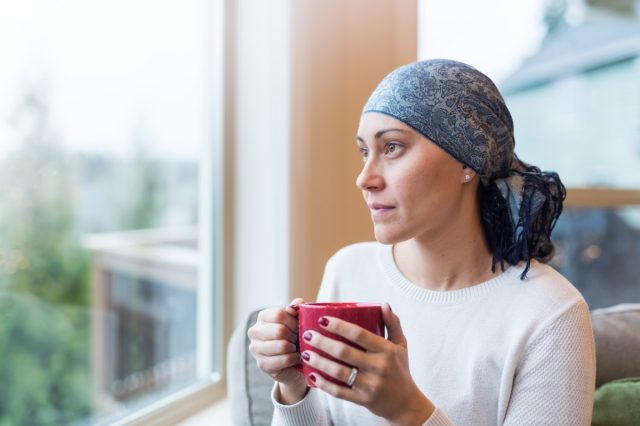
[385,142,402,155]
[358,147,369,161]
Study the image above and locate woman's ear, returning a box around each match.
[460,165,476,184]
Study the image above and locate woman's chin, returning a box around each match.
[373,227,407,245]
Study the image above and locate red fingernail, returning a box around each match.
[289,304,299,310]
[301,351,310,361]
[318,316,329,327]
[309,373,316,383]
[303,331,312,341]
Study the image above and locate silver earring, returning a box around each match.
[464,175,471,181]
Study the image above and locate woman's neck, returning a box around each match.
[393,211,501,292]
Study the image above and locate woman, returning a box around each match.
[248,59,595,425]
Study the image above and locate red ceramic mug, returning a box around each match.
[297,302,384,387]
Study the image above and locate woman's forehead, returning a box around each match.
[356,113,416,139]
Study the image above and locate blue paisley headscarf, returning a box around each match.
[363,59,566,278]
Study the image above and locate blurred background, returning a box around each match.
[0,0,638,424]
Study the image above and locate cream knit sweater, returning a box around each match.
[271,242,596,425]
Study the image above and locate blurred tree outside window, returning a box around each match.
[0,1,209,424]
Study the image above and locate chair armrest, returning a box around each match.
[227,309,276,426]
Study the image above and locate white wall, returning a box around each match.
[232,0,292,327]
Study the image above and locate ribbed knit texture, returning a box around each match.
[272,387,329,425]
[271,242,596,425]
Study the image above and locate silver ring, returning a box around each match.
[346,367,359,387]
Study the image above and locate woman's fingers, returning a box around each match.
[305,369,365,406]
[247,302,307,386]
[285,297,305,317]
[301,329,367,368]
[248,322,297,343]
[256,307,299,334]
[255,352,301,375]
[301,350,356,386]
[314,316,387,352]
[287,304,427,421]
[381,303,407,347]
[250,339,297,357]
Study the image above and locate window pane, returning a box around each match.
[502,38,640,188]
[0,1,209,424]
[551,207,640,309]
[495,6,640,309]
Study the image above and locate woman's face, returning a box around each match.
[356,113,472,244]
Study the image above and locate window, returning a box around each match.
[0,1,224,424]
[501,9,640,309]
[420,0,640,308]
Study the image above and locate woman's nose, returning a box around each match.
[356,159,384,191]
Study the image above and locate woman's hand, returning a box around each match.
[248,298,307,397]
[300,303,435,426]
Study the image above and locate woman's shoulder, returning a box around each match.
[510,259,588,315]
[490,261,591,348]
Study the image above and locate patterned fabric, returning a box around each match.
[363,59,512,180]
[362,59,566,277]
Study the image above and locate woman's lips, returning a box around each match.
[368,204,396,219]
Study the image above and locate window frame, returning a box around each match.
[109,0,232,424]
[566,188,640,208]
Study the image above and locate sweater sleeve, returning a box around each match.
[503,300,596,425]
[271,383,332,425]
[423,407,454,425]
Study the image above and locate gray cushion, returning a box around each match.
[591,304,640,388]
[227,309,275,426]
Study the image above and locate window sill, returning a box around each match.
[177,396,230,426]
[109,378,225,426]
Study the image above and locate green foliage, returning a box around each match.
[0,87,89,307]
[0,82,169,425]
[0,292,90,425]
[0,86,91,424]
[120,125,162,230]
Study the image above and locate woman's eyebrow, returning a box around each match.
[356,128,411,143]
